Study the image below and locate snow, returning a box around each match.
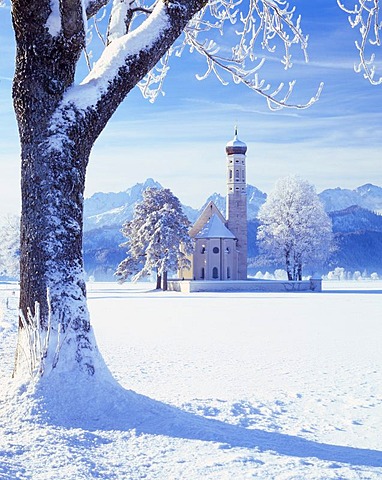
[1,281,382,479]
[195,213,236,239]
[63,2,170,110]
[107,0,130,44]
[46,0,61,37]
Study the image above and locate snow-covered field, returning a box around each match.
[0,281,382,479]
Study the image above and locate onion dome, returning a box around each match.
[225,127,247,155]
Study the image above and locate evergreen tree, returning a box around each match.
[116,187,193,290]
[257,176,333,280]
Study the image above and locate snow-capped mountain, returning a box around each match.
[200,185,267,221]
[84,180,267,232]
[82,180,268,279]
[82,179,382,279]
[84,178,163,231]
[84,180,382,231]
[319,184,382,213]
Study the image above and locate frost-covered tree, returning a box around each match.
[116,187,192,291]
[7,0,381,382]
[257,176,333,281]
[0,215,20,280]
[10,0,324,381]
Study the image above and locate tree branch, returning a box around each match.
[337,0,382,84]
[54,0,207,145]
[60,0,86,48]
[85,0,109,19]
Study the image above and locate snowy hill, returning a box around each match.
[319,184,382,213]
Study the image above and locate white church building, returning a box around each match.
[180,128,248,281]
[171,129,322,293]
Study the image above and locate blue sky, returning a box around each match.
[1,1,382,215]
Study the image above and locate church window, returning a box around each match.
[212,267,219,279]
[227,267,231,279]
[201,267,205,279]
[201,245,206,254]
[213,247,219,254]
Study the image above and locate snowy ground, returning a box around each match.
[0,281,382,479]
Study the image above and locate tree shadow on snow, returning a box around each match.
[33,376,382,469]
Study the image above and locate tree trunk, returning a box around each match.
[156,273,162,290]
[162,271,168,291]
[297,262,302,281]
[10,0,207,379]
[285,251,293,281]
[11,0,95,376]
[15,135,98,376]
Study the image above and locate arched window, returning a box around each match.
[227,267,231,279]
[201,245,206,254]
[201,267,205,279]
[212,267,219,279]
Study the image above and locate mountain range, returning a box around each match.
[83,179,382,279]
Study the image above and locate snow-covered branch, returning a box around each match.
[74,0,322,112]
[136,0,323,109]
[337,0,382,84]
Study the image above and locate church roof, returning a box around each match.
[189,201,227,238]
[195,214,236,239]
[225,127,247,155]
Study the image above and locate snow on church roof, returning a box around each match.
[225,127,247,155]
[195,214,236,239]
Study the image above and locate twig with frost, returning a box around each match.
[18,289,53,377]
[19,302,43,377]
[337,0,382,84]
[87,0,323,109]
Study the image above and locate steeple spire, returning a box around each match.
[225,128,248,280]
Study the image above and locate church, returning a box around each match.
[180,128,248,281]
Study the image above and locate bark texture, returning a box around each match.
[12,0,206,376]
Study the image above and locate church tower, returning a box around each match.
[225,128,248,280]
